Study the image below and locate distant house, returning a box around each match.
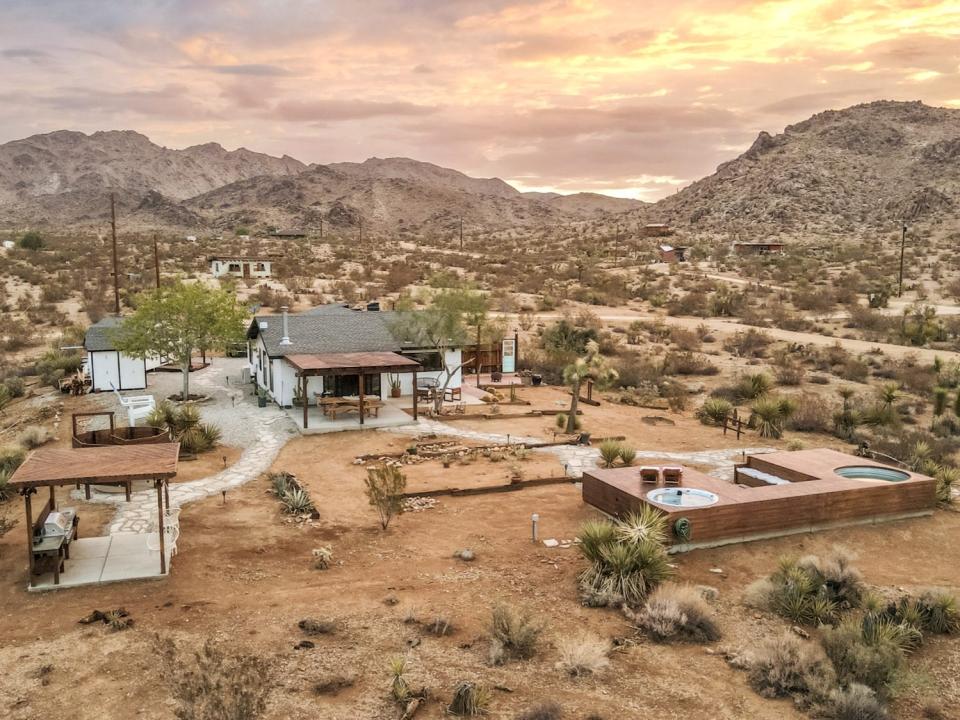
[246,304,462,413]
[733,242,785,256]
[2,240,14,250]
[642,223,673,237]
[268,229,307,238]
[209,256,274,279]
[84,317,164,391]
[658,244,688,263]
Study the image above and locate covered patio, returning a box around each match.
[287,351,422,432]
[9,444,180,590]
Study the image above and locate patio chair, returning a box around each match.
[639,466,660,484]
[147,507,181,557]
[110,381,156,426]
[662,466,683,485]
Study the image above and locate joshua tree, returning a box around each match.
[562,340,617,434]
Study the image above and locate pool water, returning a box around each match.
[647,487,720,508]
[834,466,910,482]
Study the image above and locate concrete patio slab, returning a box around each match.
[68,535,112,559]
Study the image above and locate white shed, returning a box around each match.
[83,317,163,391]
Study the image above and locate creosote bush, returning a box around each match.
[744,632,836,703]
[364,464,406,530]
[516,703,563,720]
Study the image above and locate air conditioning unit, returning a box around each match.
[240,367,251,384]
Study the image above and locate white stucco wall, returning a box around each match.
[89,350,147,391]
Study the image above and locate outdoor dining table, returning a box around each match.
[314,395,385,419]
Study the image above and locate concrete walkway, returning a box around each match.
[74,359,296,534]
[385,418,774,479]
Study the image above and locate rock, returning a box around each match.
[709,567,724,574]
[791,626,810,639]
[454,549,475,561]
[542,538,559,548]
[294,640,315,650]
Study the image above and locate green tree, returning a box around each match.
[111,281,247,400]
[18,230,43,251]
[562,340,617,434]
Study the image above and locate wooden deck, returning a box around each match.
[582,448,937,551]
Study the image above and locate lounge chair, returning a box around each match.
[110,381,156,426]
[662,466,683,485]
[639,466,660,484]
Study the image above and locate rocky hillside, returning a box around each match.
[632,101,960,239]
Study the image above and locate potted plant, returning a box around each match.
[388,374,402,398]
[491,370,503,382]
[257,386,268,408]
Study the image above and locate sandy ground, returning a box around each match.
[0,389,958,719]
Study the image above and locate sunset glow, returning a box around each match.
[1,0,958,199]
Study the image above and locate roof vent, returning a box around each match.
[279,306,291,346]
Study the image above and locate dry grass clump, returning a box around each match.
[298,618,336,635]
[156,636,271,720]
[554,632,610,677]
[17,425,52,449]
[425,615,455,637]
[637,584,721,643]
[448,681,491,716]
[489,604,543,665]
[743,632,836,703]
[516,703,563,720]
[816,683,889,720]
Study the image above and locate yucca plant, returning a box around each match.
[618,446,637,466]
[737,372,773,401]
[598,440,622,468]
[389,657,410,703]
[877,382,899,409]
[0,469,12,502]
[919,590,960,634]
[281,487,314,514]
[576,519,618,565]
[616,506,668,546]
[861,616,922,653]
[697,397,732,425]
[909,440,933,473]
[750,397,788,439]
[269,471,296,497]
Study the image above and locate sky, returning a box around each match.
[1,0,958,200]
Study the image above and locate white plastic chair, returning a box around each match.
[110,381,156,426]
[147,507,181,557]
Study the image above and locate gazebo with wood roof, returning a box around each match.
[9,444,180,587]
[286,351,422,429]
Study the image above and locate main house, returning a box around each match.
[246,304,463,410]
[209,256,274,279]
[84,316,164,391]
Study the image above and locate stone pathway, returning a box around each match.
[385,419,774,479]
[73,359,296,534]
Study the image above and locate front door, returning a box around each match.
[502,338,516,373]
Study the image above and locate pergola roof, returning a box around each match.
[9,444,180,489]
[286,351,421,375]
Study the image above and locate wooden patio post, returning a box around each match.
[155,479,166,575]
[164,478,170,509]
[358,373,365,426]
[301,373,308,429]
[22,488,35,585]
[412,370,418,420]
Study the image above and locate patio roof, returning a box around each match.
[286,351,421,376]
[10,444,180,489]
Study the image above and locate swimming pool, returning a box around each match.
[834,466,911,482]
[646,487,720,508]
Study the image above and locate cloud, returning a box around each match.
[205,63,292,76]
[757,89,881,115]
[269,99,439,122]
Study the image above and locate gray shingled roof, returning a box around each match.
[250,311,403,357]
[84,316,125,352]
[302,303,357,316]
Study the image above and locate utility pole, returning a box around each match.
[110,192,120,314]
[319,215,323,240]
[898,223,907,297]
[153,234,161,288]
[614,227,620,264]
[459,216,464,252]
[359,217,363,245]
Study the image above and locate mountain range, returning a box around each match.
[0,101,957,238]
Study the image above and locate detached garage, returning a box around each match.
[84,317,163,391]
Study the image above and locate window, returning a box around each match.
[402,351,443,371]
[255,263,267,272]
[228,263,241,273]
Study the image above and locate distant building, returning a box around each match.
[84,317,164,391]
[208,256,274,279]
[269,229,307,238]
[642,223,673,237]
[658,244,688,263]
[1,240,14,250]
[733,242,785,256]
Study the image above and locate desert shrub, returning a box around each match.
[749,396,796,439]
[820,619,909,696]
[448,681,491,716]
[816,683,888,720]
[389,657,410,703]
[268,471,296,496]
[555,413,581,431]
[875,590,960,635]
[577,509,671,608]
[281,487,314,515]
[838,358,870,383]
[156,637,270,720]
[661,351,718,376]
[425,615,455,636]
[489,604,543,664]
[0,470,12,502]
[298,618,336,635]
[2,376,25,398]
[0,444,26,475]
[516,703,562,720]
[638,584,720,643]
[935,466,958,505]
[598,440,621,468]
[697,397,732,425]
[618,446,636,466]
[555,633,610,677]
[723,328,773,358]
[749,550,864,625]
[786,394,833,433]
[17,425,51,449]
[746,633,836,701]
[364,464,406,530]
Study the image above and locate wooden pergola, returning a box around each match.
[9,444,180,586]
[286,352,422,429]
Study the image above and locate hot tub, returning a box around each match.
[646,487,719,508]
[835,466,910,483]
